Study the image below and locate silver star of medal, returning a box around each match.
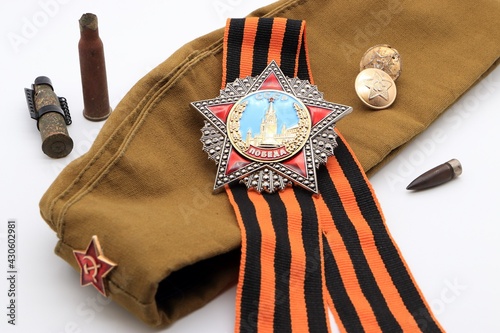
[191,61,352,194]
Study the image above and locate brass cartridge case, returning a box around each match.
[79,13,112,121]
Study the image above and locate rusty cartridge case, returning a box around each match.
[31,76,73,158]
[79,13,112,121]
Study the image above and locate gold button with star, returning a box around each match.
[360,44,402,81]
[355,68,397,110]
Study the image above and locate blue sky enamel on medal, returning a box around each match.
[191,61,352,193]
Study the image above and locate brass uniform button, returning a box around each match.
[360,44,401,81]
[355,68,397,109]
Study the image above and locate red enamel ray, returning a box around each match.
[282,150,307,178]
[207,104,234,123]
[308,105,333,126]
[226,149,252,175]
[260,72,284,91]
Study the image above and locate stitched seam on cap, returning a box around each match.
[43,0,306,233]
[48,51,201,234]
[53,0,306,318]
[53,0,305,239]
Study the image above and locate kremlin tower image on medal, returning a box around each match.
[242,96,301,149]
[228,91,310,161]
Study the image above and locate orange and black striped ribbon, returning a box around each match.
[223,17,444,333]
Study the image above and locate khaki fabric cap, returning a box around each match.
[39,0,500,327]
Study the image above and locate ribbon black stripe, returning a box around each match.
[323,235,365,333]
[226,19,245,84]
[230,184,263,332]
[297,41,311,82]
[334,138,442,333]
[263,193,292,333]
[294,188,330,333]
[317,167,402,332]
[280,19,302,78]
[252,18,274,77]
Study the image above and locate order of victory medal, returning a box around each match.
[191,61,352,193]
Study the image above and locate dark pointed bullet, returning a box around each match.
[406,159,462,191]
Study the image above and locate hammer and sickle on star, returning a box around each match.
[83,255,101,283]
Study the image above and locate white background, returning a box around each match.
[1,1,499,332]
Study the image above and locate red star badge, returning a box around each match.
[191,61,352,193]
[73,236,116,296]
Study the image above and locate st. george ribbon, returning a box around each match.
[192,18,444,333]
